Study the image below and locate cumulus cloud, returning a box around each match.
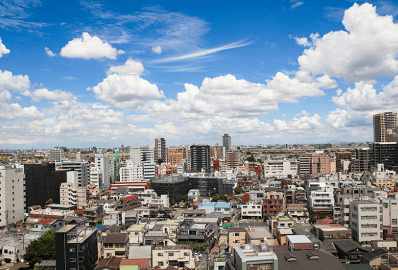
[298,3,398,82]
[90,59,164,109]
[60,32,123,60]
[45,47,56,57]
[152,46,162,54]
[0,70,30,91]
[274,114,323,130]
[0,103,44,120]
[0,38,10,57]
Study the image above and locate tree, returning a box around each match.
[247,154,255,162]
[170,199,176,206]
[97,217,102,224]
[220,194,228,201]
[234,187,242,194]
[212,195,220,202]
[120,225,125,231]
[24,230,56,267]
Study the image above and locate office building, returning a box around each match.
[374,112,397,142]
[95,154,110,190]
[0,167,25,227]
[263,160,298,178]
[120,163,144,182]
[49,147,64,162]
[371,142,398,171]
[222,133,231,153]
[226,150,239,169]
[190,144,210,172]
[55,225,98,270]
[299,153,331,175]
[210,145,225,160]
[24,163,67,210]
[56,161,90,187]
[336,152,352,172]
[154,138,166,164]
[167,147,187,165]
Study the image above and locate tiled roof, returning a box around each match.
[94,256,122,270]
[75,209,84,214]
[104,233,129,244]
[37,218,56,225]
[120,259,150,268]
[122,195,138,201]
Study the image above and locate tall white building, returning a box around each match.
[0,167,25,227]
[95,154,110,190]
[263,160,298,178]
[90,167,103,190]
[129,145,156,181]
[120,162,144,182]
[308,183,334,209]
[56,161,90,187]
[349,199,383,245]
[60,171,88,207]
[49,148,64,162]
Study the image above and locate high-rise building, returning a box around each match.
[56,161,90,187]
[60,172,88,207]
[222,134,231,153]
[50,147,64,162]
[24,163,67,210]
[226,150,240,169]
[95,154,110,190]
[210,146,225,160]
[129,145,156,181]
[120,163,144,182]
[371,142,398,171]
[154,138,166,164]
[167,147,187,165]
[299,153,331,175]
[374,112,397,142]
[190,144,211,172]
[336,152,352,172]
[0,167,25,227]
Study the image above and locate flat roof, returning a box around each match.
[287,235,312,243]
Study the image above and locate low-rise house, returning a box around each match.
[275,228,293,245]
[103,211,122,226]
[103,233,129,259]
[83,205,104,227]
[152,245,195,269]
[240,201,262,219]
[315,225,352,242]
[286,205,309,220]
[116,195,141,211]
[245,226,275,246]
[126,224,147,245]
[177,221,215,247]
[360,248,390,269]
[286,235,313,251]
[371,240,397,252]
[94,256,122,270]
[333,240,369,262]
[226,243,278,270]
[122,210,138,227]
[149,204,173,220]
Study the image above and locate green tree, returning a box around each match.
[247,154,255,162]
[212,195,220,202]
[220,194,228,201]
[170,199,176,206]
[97,217,103,224]
[24,230,56,267]
[120,225,125,231]
[234,187,242,194]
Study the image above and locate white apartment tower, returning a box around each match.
[120,163,144,182]
[129,145,156,181]
[56,161,90,187]
[95,154,110,190]
[60,171,88,207]
[0,167,25,227]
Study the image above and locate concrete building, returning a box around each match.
[349,199,383,245]
[109,156,119,183]
[119,163,144,182]
[380,193,398,236]
[299,153,331,175]
[56,161,90,187]
[0,167,25,228]
[241,201,262,219]
[373,112,397,142]
[263,191,285,216]
[154,138,166,165]
[190,144,211,172]
[223,133,231,153]
[50,147,64,162]
[55,225,98,270]
[226,150,239,169]
[95,154,110,190]
[152,245,194,269]
[90,167,103,190]
[227,227,247,252]
[210,146,225,160]
[227,244,278,270]
[263,160,298,178]
[167,147,187,165]
[60,173,88,207]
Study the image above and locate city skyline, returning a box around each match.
[1,1,398,148]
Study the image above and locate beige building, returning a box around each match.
[60,182,88,207]
[227,227,247,252]
[126,224,147,245]
[152,245,194,269]
[373,112,397,142]
[0,167,25,228]
[103,233,129,258]
[349,199,383,246]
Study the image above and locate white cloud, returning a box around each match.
[301,110,310,116]
[25,88,74,102]
[275,114,323,130]
[0,70,30,91]
[291,0,304,9]
[298,3,398,82]
[45,47,56,57]
[152,46,162,54]
[90,59,164,109]
[0,103,44,120]
[0,38,10,57]
[60,32,123,60]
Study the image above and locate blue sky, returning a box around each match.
[1,0,398,149]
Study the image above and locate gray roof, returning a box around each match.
[129,245,152,259]
[333,240,368,254]
[276,249,346,270]
[361,248,389,262]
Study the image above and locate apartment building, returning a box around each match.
[95,154,110,190]
[55,225,98,270]
[154,138,166,165]
[263,160,298,178]
[60,182,88,207]
[228,244,278,270]
[56,161,90,187]
[168,147,187,166]
[50,147,64,162]
[152,245,194,269]
[373,112,397,142]
[263,192,285,216]
[0,167,25,227]
[119,163,144,182]
[228,227,247,252]
[103,233,129,258]
[349,199,383,245]
[241,201,262,219]
[380,194,398,236]
[299,153,331,175]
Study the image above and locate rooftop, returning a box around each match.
[287,235,312,244]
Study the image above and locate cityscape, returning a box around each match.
[2,0,398,270]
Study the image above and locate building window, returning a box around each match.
[69,248,76,252]
[169,253,174,256]
[70,258,76,262]
[184,252,189,256]
[235,233,240,236]
[158,253,163,256]
[158,262,164,266]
